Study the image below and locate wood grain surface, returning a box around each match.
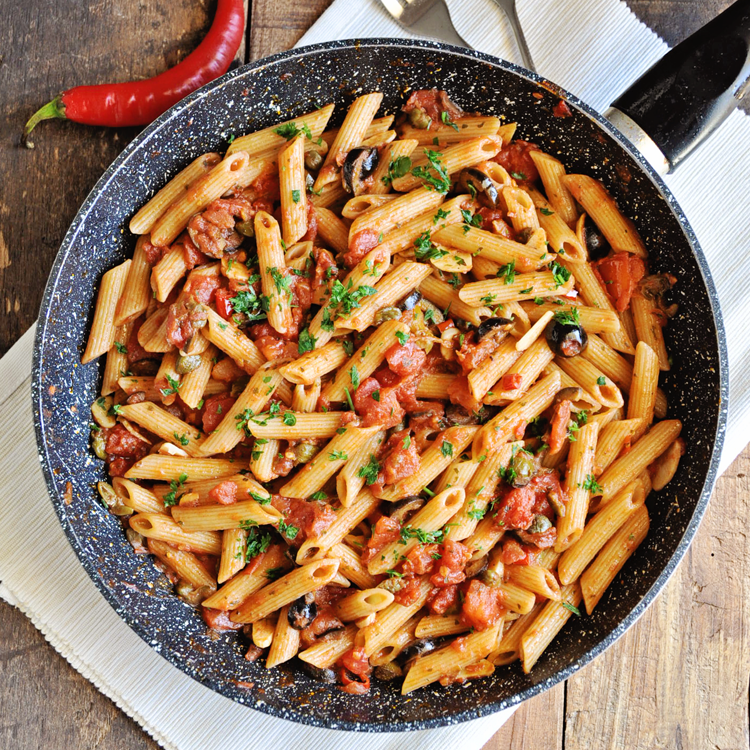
[0,1,747,748]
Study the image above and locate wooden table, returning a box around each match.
[0,1,747,747]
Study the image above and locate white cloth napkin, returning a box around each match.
[1,1,749,748]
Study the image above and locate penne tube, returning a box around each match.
[401,622,501,694]
[230,558,341,624]
[201,544,289,610]
[296,489,380,563]
[556,421,600,552]
[369,138,419,195]
[349,186,445,239]
[595,419,682,502]
[322,319,409,402]
[484,337,555,404]
[279,341,348,385]
[433,224,551,272]
[314,93,383,191]
[464,514,505,560]
[292,381,320,413]
[474,371,561,458]
[112,477,165,514]
[331,542,379,589]
[130,153,223,234]
[520,583,582,672]
[520,300,621,334]
[309,181,348,208]
[152,472,269,507]
[594,419,646,476]
[400,115,501,145]
[218,528,248,584]
[628,341,659,426]
[82,260,131,363]
[125,455,250,482]
[118,402,204,457]
[434,458,480,494]
[554,355,624,409]
[255,211,294,336]
[313,206,350,255]
[280,426,380,499]
[151,245,187,303]
[298,624,359,668]
[558,480,645,585]
[335,588,394,622]
[361,576,433,657]
[490,603,544,665]
[341,194,398,219]
[253,617,276,649]
[564,174,647,257]
[445,444,516,541]
[150,151,257,247]
[580,505,649,613]
[171,499,282,532]
[378,426,479,502]
[507,565,561,601]
[130,513,222,555]
[148,539,217,593]
[266,605,301,668]
[202,307,266,376]
[415,373,455,400]
[101,321,134,396]
[336,428,386,507]
[497,582,536,615]
[199,363,283,456]
[115,236,153,325]
[650,438,685,491]
[459,270,575,307]
[227,104,334,157]
[392,137,503,192]
[415,614,470,639]
[529,151,578,226]
[542,361,601,412]
[179,344,217,410]
[467,337,523,402]
[503,186,540,234]
[419,274,492,327]
[631,295,671,371]
[248,436,280,483]
[321,115,393,147]
[368,488,465,574]
[241,412,344,441]
[278,135,308,245]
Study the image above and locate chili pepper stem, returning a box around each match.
[22,96,67,149]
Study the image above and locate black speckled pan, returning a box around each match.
[32,39,728,731]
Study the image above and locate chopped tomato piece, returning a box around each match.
[594,252,646,311]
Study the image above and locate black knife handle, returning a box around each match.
[611,0,750,170]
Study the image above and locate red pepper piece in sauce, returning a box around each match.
[22,0,244,147]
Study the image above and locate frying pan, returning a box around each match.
[32,2,749,729]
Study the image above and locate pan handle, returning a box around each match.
[606,0,750,173]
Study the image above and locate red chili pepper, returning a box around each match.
[22,0,244,148]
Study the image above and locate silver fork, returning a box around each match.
[379,0,536,72]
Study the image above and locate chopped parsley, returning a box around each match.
[163,472,189,507]
[278,519,299,540]
[440,440,454,458]
[268,266,292,299]
[553,308,581,326]
[327,279,377,318]
[386,569,404,578]
[357,454,381,485]
[433,207,450,224]
[371,390,381,402]
[413,230,447,262]
[441,111,459,131]
[510,171,527,181]
[468,505,486,521]
[562,602,581,616]
[400,526,445,545]
[173,432,189,447]
[114,341,127,354]
[460,209,482,234]
[311,491,327,501]
[282,411,297,426]
[274,121,314,141]
[250,491,271,506]
[329,449,349,461]
[298,328,316,354]
[265,567,286,581]
[291,189,301,204]
[230,285,268,324]
[496,260,516,285]
[581,474,604,493]
[245,527,273,558]
[381,155,413,186]
[160,374,181,398]
[349,365,360,389]
[395,330,409,346]
[549,260,571,289]
[597,376,607,386]
[403,435,411,449]
[540,207,554,216]
[411,149,451,193]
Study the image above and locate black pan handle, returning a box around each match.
[609,0,750,172]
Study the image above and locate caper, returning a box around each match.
[294,441,320,464]
[236,220,255,238]
[408,107,432,130]
[373,306,402,325]
[176,354,201,374]
[528,514,553,534]
[378,576,405,594]
[509,448,537,488]
[374,662,403,681]
[91,430,108,460]
[304,150,323,171]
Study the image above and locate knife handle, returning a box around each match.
[610,0,750,171]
